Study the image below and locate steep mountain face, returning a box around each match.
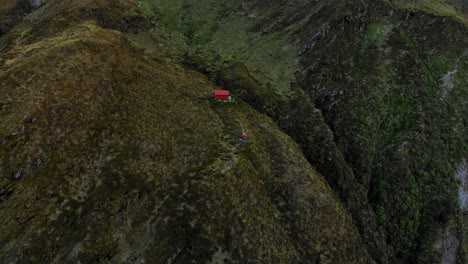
[0,0,371,263]
[0,0,467,263]
[140,0,467,263]
[294,2,468,262]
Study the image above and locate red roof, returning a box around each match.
[214,90,230,100]
[214,90,230,96]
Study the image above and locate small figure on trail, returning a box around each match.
[240,131,249,143]
[242,131,248,140]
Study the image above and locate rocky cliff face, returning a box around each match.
[0,0,467,263]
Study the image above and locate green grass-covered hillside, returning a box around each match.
[0,0,467,263]
[0,0,374,262]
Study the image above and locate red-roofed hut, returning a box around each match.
[214,90,231,100]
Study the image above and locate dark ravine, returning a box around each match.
[0,0,467,263]
[292,1,468,263]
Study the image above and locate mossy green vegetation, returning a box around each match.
[294,4,467,261]
[140,0,299,93]
[1,0,467,263]
[389,0,468,25]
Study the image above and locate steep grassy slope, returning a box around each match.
[0,0,373,263]
[390,0,468,23]
[138,0,305,93]
[1,0,467,263]
[295,1,468,262]
[142,0,468,263]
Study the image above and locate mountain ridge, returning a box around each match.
[0,0,467,263]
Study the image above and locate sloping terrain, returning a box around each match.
[138,0,467,263]
[0,0,374,263]
[293,1,468,263]
[0,0,29,34]
[0,0,467,263]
